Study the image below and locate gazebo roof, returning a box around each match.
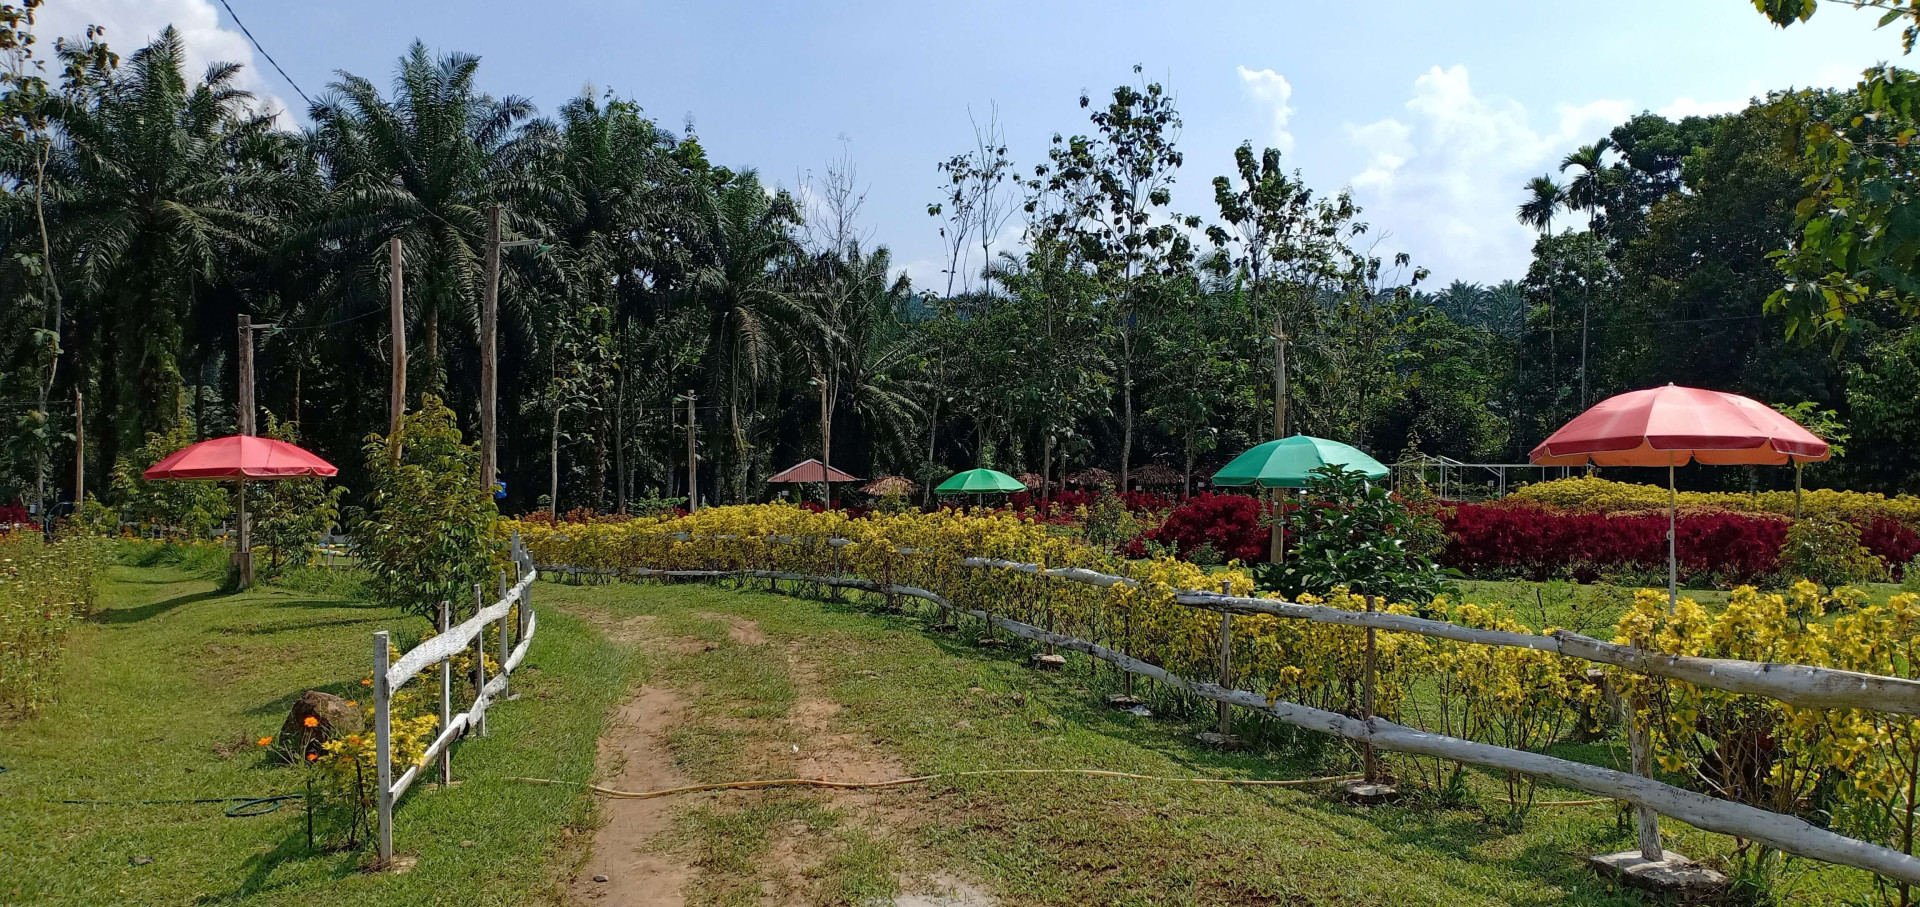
[1130,464,1183,486]
[767,459,860,484]
[860,475,917,496]
[1067,467,1115,486]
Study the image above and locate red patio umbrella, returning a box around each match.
[143,435,339,481]
[1530,385,1828,605]
[143,435,338,589]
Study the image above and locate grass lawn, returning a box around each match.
[0,551,635,906]
[538,575,1882,906]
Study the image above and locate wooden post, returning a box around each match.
[437,600,452,787]
[372,630,394,866]
[685,393,698,512]
[473,583,488,737]
[1363,594,1380,784]
[515,534,531,642]
[481,205,500,497]
[818,377,833,510]
[497,568,511,700]
[1217,579,1234,736]
[388,237,406,467]
[1630,693,1663,860]
[236,314,255,589]
[72,389,83,506]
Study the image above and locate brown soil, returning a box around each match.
[567,686,696,906]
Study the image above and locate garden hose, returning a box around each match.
[504,769,1367,800]
[54,794,300,817]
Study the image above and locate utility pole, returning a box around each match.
[815,376,833,509]
[388,237,407,466]
[72,389,83,507]
[684,393,699,513]
[480,205,500,497]
[236,314,257,589]
[1580,295,1590,408]
[1270,316,1289,565]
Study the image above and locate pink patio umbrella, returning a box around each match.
[143,435,339,588]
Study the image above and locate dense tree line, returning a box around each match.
[3,11,1918,521]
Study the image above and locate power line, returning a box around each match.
[215,0,313,110]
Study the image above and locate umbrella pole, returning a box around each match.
[236,478,253,590]
[1667,460,1676,612]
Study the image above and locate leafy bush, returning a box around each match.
[1442,501,1788,586]
[1777,515,1886,586]
[1128,492,1270,563]
[353,395,497,618]
[1859,517,1920,581]
[1258,465,1456,605]
[0,532,106,714]
[1514,476,1920,528]
[109,420,230,540]
[250,412,345,576]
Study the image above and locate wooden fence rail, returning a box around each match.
[534,531,1920,886]
[371,531,539,867]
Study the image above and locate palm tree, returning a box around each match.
[49,27,286,474]
[1560,138,1614,229]
[305,41,535,398]
[688,170,817,502]
[1517,175,1567,441]
[803,243,926,476]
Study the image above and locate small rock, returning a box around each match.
[593,874,609,883]
[131,856,152,866]
[1104,693,1144,709]
[459,840,474,848]
[279,690,364,759]
[1195,731,1241,750]
[1342,781,1404,805]
[967,686,986,694]
[1126,705,1153,717]
[1029,653,1066,671]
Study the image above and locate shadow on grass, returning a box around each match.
[228,615,389,636]
[92,589,223,624]
[225,825,364,904]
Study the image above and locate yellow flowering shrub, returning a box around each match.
[1514,476,1920,527]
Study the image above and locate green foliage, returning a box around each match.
[1081,493,1145,553]
[250,413,345,575]
[109,420,230,540]
[1257,464,1456,605]
[353,395,496,618]
[1777,514,1887,586]
[0,531,105,714]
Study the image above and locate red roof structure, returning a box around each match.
[766,458,860,484]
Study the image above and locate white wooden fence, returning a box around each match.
[370,530,539,866]
[537,530,1920,887]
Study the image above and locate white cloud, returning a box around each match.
[1236,66,1295,153]
[1342,65,1631,283]
[35,0,296,126]
[1657,96,1751,119]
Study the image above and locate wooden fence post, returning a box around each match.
[497,569,511,701]
[472,583,488,737]
[437,600,452,788]
[1363,594,1380,784]
[1629,692,1663,859]
[1217,579,1234,736]
[372,630,394,866]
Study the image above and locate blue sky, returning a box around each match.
[40,0,1900,288]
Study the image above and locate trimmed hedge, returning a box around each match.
[1440,501,1788,585]
[1512,477,1920,528]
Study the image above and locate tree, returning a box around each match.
[1032,65,1196,491]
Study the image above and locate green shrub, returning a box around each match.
[1777,515,1886,587]
[109,420,230,540]
[352,395,497,618]
[250,412,345,577]
[0,532,107,714]
[1257,464,1456,606]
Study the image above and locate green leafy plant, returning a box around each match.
[250,412,345,576]
[353,395,497,618]
[1778,514,1887,587]
[1257,464,1457,606]
[109,420,230,541]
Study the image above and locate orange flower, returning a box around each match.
[361,678,372,686]
[302,716,319,728]
[345,701,357,707]
[306,753,318,762]
[256,736,272,747]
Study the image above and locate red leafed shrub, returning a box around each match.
[0,503,29,524]
[1128,493,1270,564]
[1440,502,1787,585]
[1859,517,1920,579]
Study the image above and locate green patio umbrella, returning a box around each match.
[1212,435,1389,488]
[1211,435,1389,564]
[934,468,1027,495]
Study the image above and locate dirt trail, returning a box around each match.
[568,686,694,906]
[561,604,992,906]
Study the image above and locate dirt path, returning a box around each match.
[561,605,992,906]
